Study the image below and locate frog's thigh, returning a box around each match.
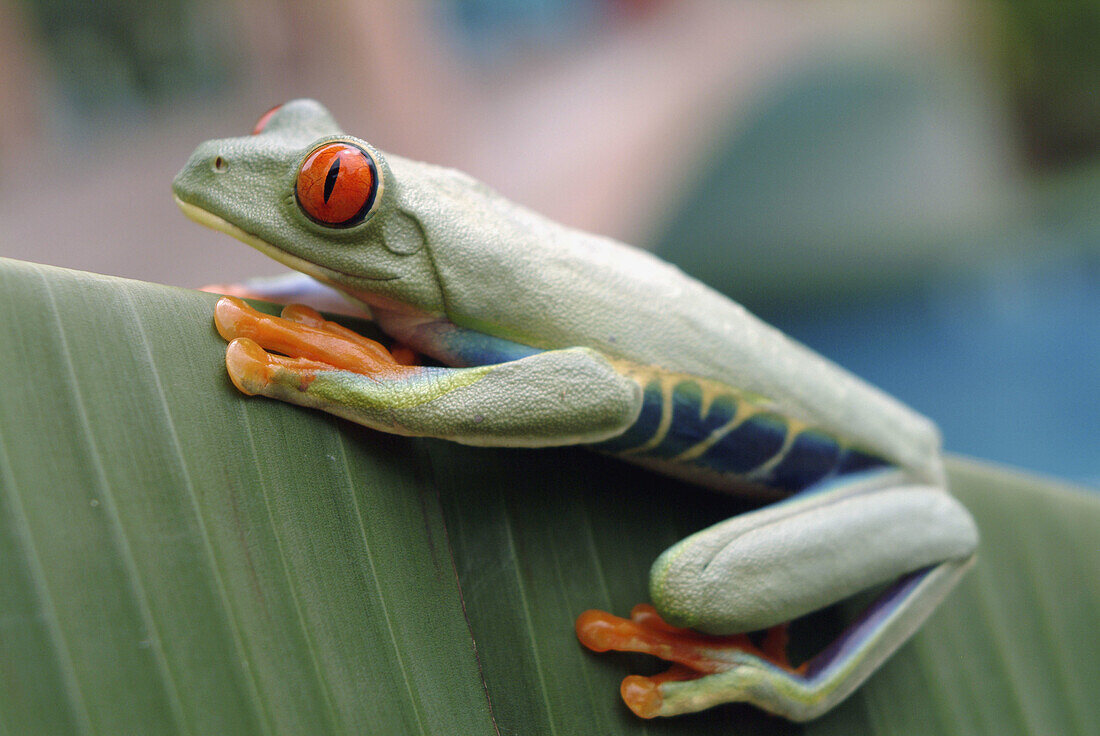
[644,469,977,719]
[650,469,978,635]
[257,346,644,447]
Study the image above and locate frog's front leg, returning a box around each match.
[578,469,978,721]
[213,297,643,445]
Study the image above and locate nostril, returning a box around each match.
[212,155,228,173]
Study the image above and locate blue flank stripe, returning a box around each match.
[432,321,543,366]
[647,382,738,459]
[594,377,891,493]
[767,429,840,490]
[593,378,666,452]
[697,412,788,475]
[835,448,891,475]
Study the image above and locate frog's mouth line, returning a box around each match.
[173,196,399,284]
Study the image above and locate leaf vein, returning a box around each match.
[125,292,276,735]
[42,276,190,734]
[334,433,429,736]
[0,428,93,735]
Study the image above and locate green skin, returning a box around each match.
[173,100,978,721]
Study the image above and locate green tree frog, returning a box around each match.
[173,100,978,722]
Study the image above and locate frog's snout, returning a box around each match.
[172,140,226,200]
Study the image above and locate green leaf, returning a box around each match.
[0,259,494,735]
[2,256,1097,735]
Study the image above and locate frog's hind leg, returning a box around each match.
[213,296,642,446]
[576,469,978,720]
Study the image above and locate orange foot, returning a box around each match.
[213,296,416,395]
[576,604,805,718]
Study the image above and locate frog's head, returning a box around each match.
[173,99,444,315]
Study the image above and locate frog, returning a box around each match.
[172,99,978,722]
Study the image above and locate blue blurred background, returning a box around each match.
[0,0,1096,485]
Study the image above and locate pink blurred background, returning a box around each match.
[0,0,1096,482]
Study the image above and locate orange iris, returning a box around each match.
[295,142,378,227]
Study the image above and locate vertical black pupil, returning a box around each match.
[323,157,341,203]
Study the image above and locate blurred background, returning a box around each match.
[0,0,1096,485]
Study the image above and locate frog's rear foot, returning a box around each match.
[577,559,975,721]
[576,604,803,718]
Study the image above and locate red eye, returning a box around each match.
[251,104,283,135]
[295,142,379,228]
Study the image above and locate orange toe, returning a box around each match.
[224,338,275,395]
[280,303,327,328]
[215,297,412,377]
[621,676,662,719]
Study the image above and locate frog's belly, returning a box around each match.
[591,372,890,496]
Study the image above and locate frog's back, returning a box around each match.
[397,157,943,484]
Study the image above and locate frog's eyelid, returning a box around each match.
[251,104,284,135]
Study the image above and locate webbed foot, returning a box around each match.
[214,296,415,396]
[576,604,803,718]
